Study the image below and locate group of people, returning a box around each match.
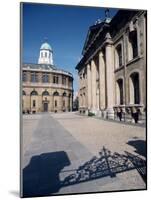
[116,107,140,123]
[22,109,33,114]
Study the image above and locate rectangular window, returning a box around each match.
[62,76,66,85]
[31,73,38,82]
[116,44,122,68]
[118,49,122,66]
[129,30,138,59]
[23,72,27,82]
[56,76,59,84]
[69,78,72,87]
[53,75,59,84]
[55,100,57,107]
[63,100,65,107]
[33,100,36,107]
[42,73,49,83]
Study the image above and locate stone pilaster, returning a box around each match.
[70,94,73,111]
[87,63,92,110]
[98,51,106,110]
[105,40,115,119]
[91,59,97,113]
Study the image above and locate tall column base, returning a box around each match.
[85,109,89,115]
[106,108,115,120]
[96,110,102,117]
[90,108,97,115]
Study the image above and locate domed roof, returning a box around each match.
[40,42,52,51]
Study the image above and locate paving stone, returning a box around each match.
[22,112,146,197]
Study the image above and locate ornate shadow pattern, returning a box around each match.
[62,147,146,187]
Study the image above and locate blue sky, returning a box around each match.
[22,3,118,93]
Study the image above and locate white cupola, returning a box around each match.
[38,41,53,65]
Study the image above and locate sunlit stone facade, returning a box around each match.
[22,42,73,113]
[76,10,146,122]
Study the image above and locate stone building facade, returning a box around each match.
[22,41,73,113]
[76,10,146,122]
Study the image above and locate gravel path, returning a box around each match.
[51,112,146,158]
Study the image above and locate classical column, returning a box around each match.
[59,95,63,111]
[87,63,92,110]
[78,74,82,109]
[83,93,85,107]
[68,93,72,111]
[98,51,106,110]
[91,59,97,112]
[49,94,53,112]
[105,40,114,118]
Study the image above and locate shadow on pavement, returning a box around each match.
[127,139,146,158]
[23,147,146,197]
[23,151,70,197]
[62,147,146,187]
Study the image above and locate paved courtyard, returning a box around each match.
[22,112,146,197]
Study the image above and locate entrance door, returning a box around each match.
[43,102,48,112]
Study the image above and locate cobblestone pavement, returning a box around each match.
[22,112,146,197]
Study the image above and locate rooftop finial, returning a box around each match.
[104,8,111,23]
[105,8,110,18]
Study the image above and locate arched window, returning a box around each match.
[30,90,38,96]
[115,44,122,68]
[128,30,138,60]
[45,52,47,57]
[116,79,124,105]
[62,92,66,97]
[129,72,140,104]
[42,90,49,96]
[53,91,59,96]
[22,90,26,96]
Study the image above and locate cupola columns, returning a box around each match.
[38,42,53,65]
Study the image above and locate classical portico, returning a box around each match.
[85,41,115,118]
[76,10,146,123]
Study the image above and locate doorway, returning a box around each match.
[43,102,48,112]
